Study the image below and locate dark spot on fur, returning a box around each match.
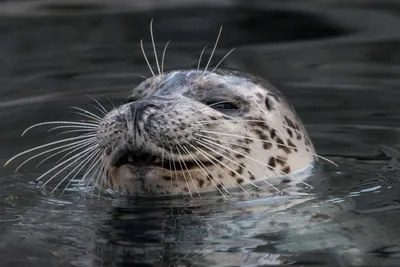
[235,153,245,159]
[281,166,291,174]
[270,129,276,139]
[207,174,213,181]
[248,171,256,180]
[268,157,276,170]
[286,128,293,138]
[183,187,189,192]
[162,176,172,181]
[287,139,297,152]
[237,178,244,184]
[218,174,224,179]
[265,97,273,111]
[254,129,269,142]
[197,178,204,188]
[229,171,236,177]
[276,137,291,154]
[217,183,224,189]
[236,163,245,175]
[296,133,302,140]
[280,179,291,184]
[256,92,263,99]
[276,156,286,166]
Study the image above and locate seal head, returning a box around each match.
[97,69,316,196]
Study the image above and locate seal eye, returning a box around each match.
[206,101,239,111]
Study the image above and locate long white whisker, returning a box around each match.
[40,145,98,187]
[204,25,223,73]
[197,46,207,71]
[55,129,98,136]
[179,144,203,199]
[181,141,229,199]
[87,95,108,114]
[183,140,251,196]
[161,40,170,75]
[193,139,261,189]
[35,145,98,182]
[52,149,101,194]
[102,95,115,110]
[91,157,107,197]
[12,138,95,171]
[175,145,194,199]
[36,139,96,169]
[84,101,107,116]
[22,121,98,136]
[211,48,235,72]
[67,111,100,124]
[197,139,284,194]
[198,130,338,167]
[4,135,97,167]
[52,140,98,166]
[48,125,97,132]
[140,38,155,77]
[63,149,103,195]
[150,19,161,75]
[169,147,179,187]
[200,135,314,189]
[69,106,102,121]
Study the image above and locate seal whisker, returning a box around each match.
[197,130,338,167]
[67,111,100,124]
[161,40,170,75]
[202,137,314,191]
[169,147,179,187]
[69,106,103,121]
[54,129,98,136]
[40,145,99,187]
[12,138,96,172]
[52,148,102,194]
[101,95,115,111]
[72,150,104,193]
[5,135,97,168]
[22,121,98,136]
[36,139,97,168]
[86,95,108,114]
[185,140,251,196]
[175,145,196,199]
[198,138,285,194]
[211,48,235,73]
[140,39,156,77]
[203,25,223,74]
[91,156,107,197]
[197,46,208,71]
[181,140,230,198]
[84,101,107,116]
[48,125,97,132]
[198,134,314,189]
[149,19,161,76]
[194,139,261,190]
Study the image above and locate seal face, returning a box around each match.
[97,68,316,196]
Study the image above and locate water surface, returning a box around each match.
[1,1,400,266]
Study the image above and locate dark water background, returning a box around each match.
[1,0,400,266]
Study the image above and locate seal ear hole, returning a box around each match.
[265,97,273,111]
[125,96,138,104]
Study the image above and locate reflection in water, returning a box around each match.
[1,0,400,266]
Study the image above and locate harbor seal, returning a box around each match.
[4,23,333,198]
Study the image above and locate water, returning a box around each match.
[1,0,400,266]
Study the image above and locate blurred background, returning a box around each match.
[1,0,400,266]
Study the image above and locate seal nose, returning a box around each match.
[130,98,157,119]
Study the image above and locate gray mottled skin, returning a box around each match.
[97,69,316,196]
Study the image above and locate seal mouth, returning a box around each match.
[114,151,219,171]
